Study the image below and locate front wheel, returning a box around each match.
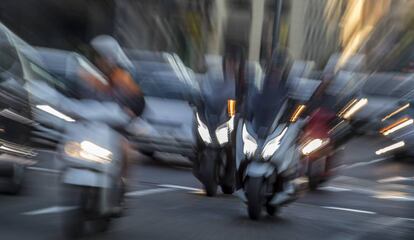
[200,154,218,197]
[308,158,326,190]
[246,177,264,220]
[62,186,88,238]
[91,217,111,233]
[7,164,25,195]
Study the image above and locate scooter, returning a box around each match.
[300,108,335,190]
[59,101,130,238]
[193,76,237,196]
[235,108,303,220]
[234,61,306,219]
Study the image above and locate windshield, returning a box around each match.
[245,65,289,138]
[138,71,196,100]
[200,75,235,127]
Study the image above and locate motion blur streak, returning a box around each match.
[381,118,413,136]
[1,0,414,239]
[35,105,75,122]
[382,103,410,122]
[375,141,405,155]
[290,104,306,122]
[342,98,368,120]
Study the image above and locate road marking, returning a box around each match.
[319,186,351,192]
[344,157,389,169]
[27,166,61,174]
[158,184,202,192]
[321,206,376,215]
[22,206,76,215]
[22,187,180,216]
[378,176,414,183]
[399,217,414,222]
[374,194,414,201]
[331,157,390,171]
[125,188,176,197]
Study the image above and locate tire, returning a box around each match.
[7,164,24,195]
[140,151,154,157]
[246,177,264,220]
[221,148,235,195]
[266,204,278,216]
[200,150,219,197]
[63,207,85,239]
[62,187,87,239]
[221,184,234,194]
[201,158,218,197]
[308,158,325,191]
[308,176,320,190]
[92,217,111,233]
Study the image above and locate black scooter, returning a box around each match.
[234,50,310,220]
[192,77,236,196]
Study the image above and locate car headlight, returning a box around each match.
[340,98,368,120]
[301,138,329,155]
[215,116,235,145]
[261,127,288,160]
[196,113,212,144]
[64,141,113,163]
[242,124,257,157]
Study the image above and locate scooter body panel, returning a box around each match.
[245,161,274,178]
[62,168,113,188]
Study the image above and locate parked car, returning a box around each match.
[0,23,40,193]
[126,53,199,159]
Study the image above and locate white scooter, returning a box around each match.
[57,101,131,238]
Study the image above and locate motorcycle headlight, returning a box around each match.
[301,138,329,155]
[261,127,288,160]
[64,141,113,164]
[215,116,235,145]
[242,124,257,157]
[196,113,212,144]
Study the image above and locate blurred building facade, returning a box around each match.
[287,0,345,69]
[114,0,212,72]
[1,0,412,74]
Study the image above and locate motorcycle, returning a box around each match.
[58,101,130,238]
[193,75,237,196]
[300,108,335,190]
[234,90,306,220]
[233,50,313,219]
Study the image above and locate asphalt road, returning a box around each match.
[0,136,414,239]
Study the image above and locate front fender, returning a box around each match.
[245,161,275,178]
[62,168,113,188]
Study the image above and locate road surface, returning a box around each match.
[0,137,413,239]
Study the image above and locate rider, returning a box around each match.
[89,35,145,117]
[88,35,145,214]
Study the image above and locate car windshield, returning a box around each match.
[138,71,196,100]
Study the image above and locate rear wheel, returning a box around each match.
[266,204,278,216]
[246,177,264,220]
[221,184,234,194]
